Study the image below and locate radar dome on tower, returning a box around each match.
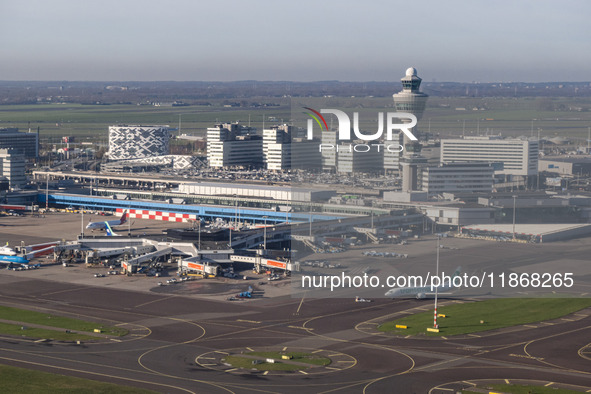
[405,67,417,77]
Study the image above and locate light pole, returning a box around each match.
[537,128,542,190]
[197,217,201,250]
[512,195,517,240]
[263,216,268,250]
[434,236,440,329]
[309,206,312,237]
[45,175,49,210]
[234,195,238,230]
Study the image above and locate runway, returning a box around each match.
[0,276,590,393]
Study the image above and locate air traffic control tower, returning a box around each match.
[393,67,429,191]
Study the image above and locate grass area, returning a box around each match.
[222,351,331,371]
[223,356,307,371]
[0,103,290,139]
[1,97,591,141]
[246,351,331,366]
[0,305,127,337]
[0,364,155,394]
[378,298,591,337]
[0,322,98,341]
[478,383,584,394]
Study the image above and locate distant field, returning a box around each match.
[0,103,290,142]
[0,364,155,394]
[378,298,591,337]
[0,97,590,143]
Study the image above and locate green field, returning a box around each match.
[0,103,291,141]
[222,351,331,371]
[223,356,306,371]
[0,322,99,342]
[0,305,127,339]
[1,97,590,143]
[474,383,584,394]
[378,298,591,336]
[244,351,331,366]
[0,364,155,394]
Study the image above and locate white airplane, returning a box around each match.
[385,267,461,299]
[0,243,16,256]
[86,210,128,231]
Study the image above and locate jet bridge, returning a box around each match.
[122,247,173,273]
[230,254,299,272]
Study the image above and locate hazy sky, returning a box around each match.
[1,0,589,82]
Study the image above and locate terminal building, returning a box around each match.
[0,128,38,159]
[336,144,383,173]
[177,182,335,202]
[108,125,170,160]
[207,123,262,168]
[441,136,538,178]
[263,125,291,170]
[0,149,26,189]
[539,157,591,176]
[421,162,494,194]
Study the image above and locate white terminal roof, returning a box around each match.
[178,182,335,202]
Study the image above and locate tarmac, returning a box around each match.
[0,212,591,393]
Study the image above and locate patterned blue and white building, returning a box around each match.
[108,125,170,160]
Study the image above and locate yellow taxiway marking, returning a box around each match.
[282,347,287,351]
[263,371,269,375]
[312,349,323,354]
[468,334,481,338]
[524,325,537,328]
[215,351,229,355]
[288,325,312,330]
[201,364,216,367]
[505,379,510,384]
[199,357,215,360]
[246,347,254,352]
[327,354,341,357]
[298,370,308,375]
[441,336,448,340]
[562,318,575,322]
[325,367,340,371]
[225,368,237,372]
[545,382,554,387]
[236,319,261,324]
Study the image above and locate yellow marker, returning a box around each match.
[438,314,446,318]
[93,329,102,333]
[282,355,292,360]
[395,325,407,329]
[427,328,440,333]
